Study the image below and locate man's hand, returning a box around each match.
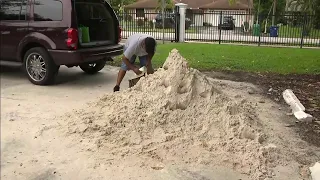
[146,64,154,74]
[132,67,142,75]
[146,53,154,74]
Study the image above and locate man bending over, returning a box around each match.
[113,33,156,92]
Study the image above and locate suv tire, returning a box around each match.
[79,60,106,74]
[23,47,60,85]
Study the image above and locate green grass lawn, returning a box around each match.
[279,25,320,39]
[109,43,320,74]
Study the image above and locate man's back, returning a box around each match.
[124,33,152,58]
[125,33,151,47]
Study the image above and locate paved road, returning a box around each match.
[0,65,131,180]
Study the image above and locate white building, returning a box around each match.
[124,0,253,27]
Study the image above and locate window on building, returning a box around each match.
[136,8,145,18]
[34,0,63,21]
[0,0,27,21]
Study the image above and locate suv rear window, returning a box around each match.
[34,0,63,21]
[75,2,111,20]
[75,1,117,46]
[0,0,27,21]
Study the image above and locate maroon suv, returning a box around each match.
[0,0,123,85]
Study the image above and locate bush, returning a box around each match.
[156,18,174,29]
[241,21,250,32]
[203,22,213,27]
[261,19,271,33]
[164,18,173,28]
[289,12,304,27]
[149,20,154,29]
[137,19,144,27]
[315,16,320,29]
[278,16,288,25]
[117,15,123,21]
[185,20,191,29]
[244,21,249,30]
[124,15,133,21]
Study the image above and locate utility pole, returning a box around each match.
[272,0,276,25]
[161,0,165,44]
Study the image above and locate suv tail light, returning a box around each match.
[67,28,78,50]
[118,26,122,43]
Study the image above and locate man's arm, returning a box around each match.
[123,44,141,74]
[146,53,154,74]
[123,55,141,75]
[122,55,135,70]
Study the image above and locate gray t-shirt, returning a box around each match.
[123,33,153,59]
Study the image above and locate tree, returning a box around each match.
[156,0,174,11]
[314,0,320,29]
[287,0,315,14]
[287,0,317,33]
[109,0,137,13]
[228,0,253,13]
[230,0,286,26]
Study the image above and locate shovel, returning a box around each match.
[128,66,147,88]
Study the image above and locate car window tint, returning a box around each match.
[0,0,27,21]
[34,0,63,21]
[75,3,110,20]
[91,4,109,19]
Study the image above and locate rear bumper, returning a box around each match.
[48,44,123,66]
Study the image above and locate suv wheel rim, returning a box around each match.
[88,63,96,68]
[26,53,46,82]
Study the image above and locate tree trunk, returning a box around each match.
[272,0,277,25]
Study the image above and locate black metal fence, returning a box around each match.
[117,12,177,41]
[117,11,320,48]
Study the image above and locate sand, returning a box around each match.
[63,49,320,180]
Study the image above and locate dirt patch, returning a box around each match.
[203,71,320,147]
[65,49,319,180]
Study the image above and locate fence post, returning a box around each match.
[174,5,180,42]
[258,32,261,46]
[160,0,165,44]
[258,15,261,46]
[300,13,307,48]
[219,11,222,44]
[176,3,187,42]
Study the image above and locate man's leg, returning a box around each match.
[114,55,136,92]
[114,69,126,90]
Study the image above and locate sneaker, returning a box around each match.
[113,85,120,92]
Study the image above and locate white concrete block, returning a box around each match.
[293,111,313,123]
[310,162,320,180]
[282,89,313,122]
[283,89,305,112]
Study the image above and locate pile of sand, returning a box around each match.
[66,49,286,179]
